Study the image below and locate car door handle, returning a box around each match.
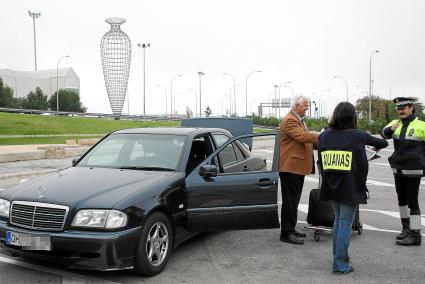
[255,179,275,187]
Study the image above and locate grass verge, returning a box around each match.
[0,112,180,135]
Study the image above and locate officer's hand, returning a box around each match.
[390,122,400,131]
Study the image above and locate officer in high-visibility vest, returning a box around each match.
[381,97,425,246]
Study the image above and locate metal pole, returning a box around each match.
[278,81,291,118]
[187,89,198,117]
[170,75,182,117]
[369,50,379,126]
[56,55,69,112]
[223,73,236,115]
[198,72,204,117]
[138,43,150,117]
[245,70,261,117]
[28,11,41,71]
[274,85,278,118]
[333,75,348,102]
[320,89,330,118]
[157,85,168,117]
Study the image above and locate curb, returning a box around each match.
[0,169,58,180]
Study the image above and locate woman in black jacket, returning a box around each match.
[318,102,388,274]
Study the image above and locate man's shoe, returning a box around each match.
[280,233,304,245]
[294,230,307,238]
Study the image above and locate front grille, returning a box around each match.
[10,201,69,231]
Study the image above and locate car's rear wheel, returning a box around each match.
[134,212,173,276]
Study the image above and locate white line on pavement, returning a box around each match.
[305,176,393,187]
[370,162,390,167]
[257,149,274,153]
[0,255,120,284]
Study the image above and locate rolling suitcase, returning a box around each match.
[306,186,363,241]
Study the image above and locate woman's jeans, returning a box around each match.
[331,201,357,272]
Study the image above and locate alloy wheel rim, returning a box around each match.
[146,221,169,266]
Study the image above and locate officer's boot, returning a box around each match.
[396,218,410,240]
[396,215,422,246]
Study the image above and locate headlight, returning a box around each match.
[0,198,10,218]
[71,209,128,229]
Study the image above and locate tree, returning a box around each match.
[48,89,87,112]
[20,87,48,110]
[0,78,17,107]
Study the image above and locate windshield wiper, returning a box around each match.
[118,166,175,171]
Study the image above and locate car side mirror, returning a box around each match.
[199,164,217,178]
[72,157,80,166]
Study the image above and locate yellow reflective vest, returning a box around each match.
[382,116,425,176]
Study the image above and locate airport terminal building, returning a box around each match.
[0,67,80,98]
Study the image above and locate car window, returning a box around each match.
[212,133,230,148]
[219,143,237,166]
[213,135,274,175]
[77,133,185,170]
[186,135,214,173]
[234,143,245,161]
[84,137,125,166]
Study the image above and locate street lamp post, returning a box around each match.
[173,93,183,115]
[333,75,348,101]
[198,71,204,117]
[138,43,150,117]
[156,84,168,117]
[369,50,379,125]
[278,81,292,118]
[28,11,41,71]
[56,55,69,112]
[320,89,330,118]
[223,73,236,115]
[273,85,279,118]
[187,88,198,117]
[245,70,261,117]
[170,74,182,117]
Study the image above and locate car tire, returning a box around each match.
[134,212,173,276]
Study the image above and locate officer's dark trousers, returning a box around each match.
[395,176,421,214]
[280,172,305,236]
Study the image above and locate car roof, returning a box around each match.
[113,127,232,136]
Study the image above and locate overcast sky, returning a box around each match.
[2,0,425,116]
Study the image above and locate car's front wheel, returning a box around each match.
[134,212,173,276]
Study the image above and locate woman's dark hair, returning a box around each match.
[328,102,357,130]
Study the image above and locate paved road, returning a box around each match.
[0,138,425,283]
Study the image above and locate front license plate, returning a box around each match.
[6,231,51,251]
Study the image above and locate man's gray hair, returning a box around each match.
[290,94,309,110]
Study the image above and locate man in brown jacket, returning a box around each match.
[279,95,319,245]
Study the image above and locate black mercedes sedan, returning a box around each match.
[0,127,280,276]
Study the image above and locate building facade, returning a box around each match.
[0,67,80,98]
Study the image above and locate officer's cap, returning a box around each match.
[393,97,416,109]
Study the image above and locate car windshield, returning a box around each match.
[76,133,186,170]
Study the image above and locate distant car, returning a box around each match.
[0,127,279,276]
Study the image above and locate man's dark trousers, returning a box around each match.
[280,172,305,236]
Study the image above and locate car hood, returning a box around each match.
[3,167,176,209]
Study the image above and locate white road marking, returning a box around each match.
[304,176,393,187]
[19,179,27,183]
[366,179,393,187]
[0,255,120,284]
[257,149,274,153]
[305,176,319,183]
[0,189,4,191]
[370,162,390,167]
